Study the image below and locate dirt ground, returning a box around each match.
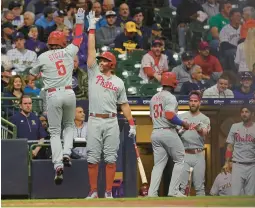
[2,196,255,207]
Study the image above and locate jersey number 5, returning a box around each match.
[153,104,163,118]
[55,60,66,76]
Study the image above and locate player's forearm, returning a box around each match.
[87,30,96,67]
[225,143,233,162]
[72,24,83,47]
[121,103,134,124]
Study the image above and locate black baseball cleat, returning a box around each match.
[63,155,72,167]
[54,167,64,185]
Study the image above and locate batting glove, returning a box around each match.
[129,125,136,138]
[75,8,85,24]
[86,11,99,31]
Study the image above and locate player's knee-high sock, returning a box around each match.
[106,163,116,192]
[88,163,99,191]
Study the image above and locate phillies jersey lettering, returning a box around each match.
[178,112,210,149]
[150,90,178,129]
[210,172,232,196]
[30,44,79,90]
[226,122,255,163]
[87,62,128,114]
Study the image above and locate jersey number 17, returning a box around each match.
[153,104,163,118]
[55,60,66,76]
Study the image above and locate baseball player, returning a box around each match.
[86,11,136,199]
[225,105,255,196]
[178,91,211,196]
[29,8,85,185]
[148,72,190,197]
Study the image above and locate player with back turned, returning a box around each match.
[29,8,85,185]
[225,105,255,196]
[178,91,211,196]
[85,11,136,199]
[148,72,190,197]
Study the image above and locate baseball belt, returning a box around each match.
[232,161,255,165]
[89,113,117,119]
[47,85,72,92]
[185,148,204,154]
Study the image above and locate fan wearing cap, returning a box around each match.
[194,41,223,82]
[233,72,254,99]
[85,1,107,30]
[1,22,15,54]
[114,21,143,52]
[139,39,168,83]
[8,0,24,29]
[7,32,37,73]
[96,10,123,47]
[172,51,195,93]
[35,6,55,29]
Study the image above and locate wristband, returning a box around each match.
[171,115,183,126]
[225,150,232,159]
[89,29,95,34]
[128,119,135,126]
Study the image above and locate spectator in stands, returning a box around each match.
[24,74,41,96]
[2,10,15,24]
[7,32,37,73]
[240,7,255,41]
[9,95,48,158]
[207,1,232,55]
[219,9,241,72]
[114,21,143,52]
[202,0,219,19]
[26,0,48,18]
[71,106,88,159]
[102,0,115,14]
[64,3,77,30]
[9,0,24,29]
[159,37,177,67]
[72,55,88,100]
[176,0,204,52]
[244,28,255,72]
[139,39,168,83]
[77,32,88,69]
[85,1,107,30]
[202,73,234,98]
[96,10,122,48]
[1,66,12,92]
[35,6,55,29]
[147,24,163,47]
[233,72,254,99]
[19,11,44,41]
[132,8,151,49]
[115,3,132,29]
[194,41,222,84]
[180,65,209,95]
[24,25,47,56]
[56,25,72,43]
[172,51,194,93]
[1,22,15,54]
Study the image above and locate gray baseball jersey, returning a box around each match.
[139,53,169,83]
[30,44,79,89]
[150,90,178,129]
[87,62,128,114]
[210,172,232,196]
[226,122,255,163]
[219,24,240,47]
[178,112,210,149]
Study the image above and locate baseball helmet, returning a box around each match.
[97,51,117,69]
[161,72,178,88]
[47,31,67,48]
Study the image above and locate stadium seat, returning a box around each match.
[124,76,143,96]
[139,83,162,97]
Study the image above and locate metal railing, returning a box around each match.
[1,117,17,139]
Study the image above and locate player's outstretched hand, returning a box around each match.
[182,121,190,130]
[86,11,99,31]
[129,125,136,138]
[75,8,85,24]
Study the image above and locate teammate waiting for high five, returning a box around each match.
[148,72,190,197]
[29,8,85,184]
[86,11,136,199]
[225,105,255,196]
[178,91,210,196]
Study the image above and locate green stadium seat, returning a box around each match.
[124,76,143,97]
[139,83,162,97]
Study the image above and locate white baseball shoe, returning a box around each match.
[105,191,113,198]
[86,190,98,199]
[168,191,187,197]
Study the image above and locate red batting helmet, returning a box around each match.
[97,51,117,69]
[47,31,67,48]
[161,72,178,88]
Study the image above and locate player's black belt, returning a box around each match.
[232,161,255,165]
[47,85,72,92]
[89,113,117,119]
[185,148,204,154]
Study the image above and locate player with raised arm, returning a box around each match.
[86,11,136,199]
[148,72,190,197]
[29,8,85,185]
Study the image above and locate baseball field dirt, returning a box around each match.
[2,196,255,207]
